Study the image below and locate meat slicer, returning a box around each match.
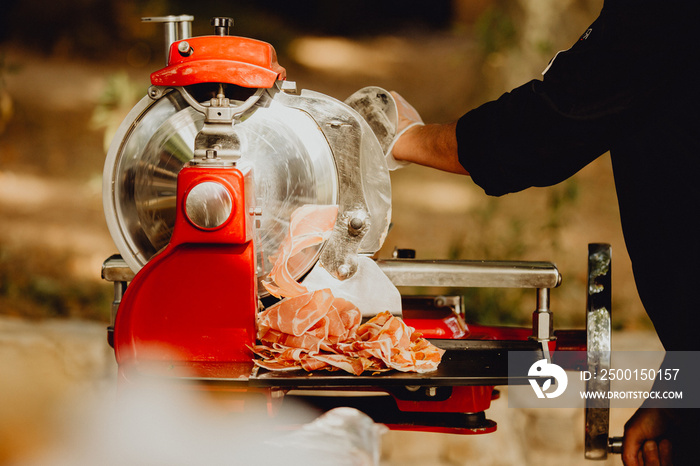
[101,15,621,459]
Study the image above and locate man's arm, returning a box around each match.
[390,122,468,175]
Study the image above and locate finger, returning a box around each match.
[642,440,661,466]
[658,438,672,466]
[622,438,642,465]
[622,409,653,466]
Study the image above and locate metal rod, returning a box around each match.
[530,287,554,361]
[177,19,192,41]
[376,259,561,289]
[102,256,563,290]
[163,21,176,63]
[536,287,550,311]
[142,15,195,64]
[111,281,126,326]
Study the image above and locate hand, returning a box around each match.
[622,408,673,465]
[385,91,424,170]
[391,91,423,134]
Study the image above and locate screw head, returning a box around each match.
[337,264,351,279]
[177,41,192,56]
[349,217,364,231]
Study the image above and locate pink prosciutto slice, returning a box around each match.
[254,292,444,375]
[262,204,338,298]
[254,205,444,375]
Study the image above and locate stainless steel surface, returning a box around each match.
[178,87,264,133]
[274,88,392,280]
[375,259,561,288]
[608,437,623,455]
[101,255,134,282]
[211,17,233,36]
[185,181,233,229]
[584,243,612,460]
[101,255,562,291]
[110,281,125,326]
[530,287,555,361]
[102,256,131,326]
[189,88,264,159]
[103,83,392,292]
[104,88,339,286]
[177,20,191,43]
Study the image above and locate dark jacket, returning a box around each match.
[457,1,700,352]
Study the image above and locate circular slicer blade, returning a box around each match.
[103,89,338,294]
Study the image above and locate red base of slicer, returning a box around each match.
[114,164,257,372]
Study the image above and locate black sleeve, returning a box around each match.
[456,1,684,196]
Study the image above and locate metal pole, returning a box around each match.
[142,15,195,64]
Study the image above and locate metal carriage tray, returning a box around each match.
[121,337,585,389]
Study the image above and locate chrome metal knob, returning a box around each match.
[211,17,233,36]
[177,41,193,57]
[608,437,624,455]
[185,181,233,229]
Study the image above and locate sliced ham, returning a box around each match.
[262,204,338,298]
[254,204,445,375]
[254,291,445,375]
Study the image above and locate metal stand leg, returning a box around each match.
[584,243,613,460]
[531,287,555,362]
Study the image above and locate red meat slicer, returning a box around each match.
[101,15,621,459]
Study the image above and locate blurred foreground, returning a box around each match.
[0,315,662,465]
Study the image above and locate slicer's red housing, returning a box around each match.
[151,36,285,88]
[114,164,257,375]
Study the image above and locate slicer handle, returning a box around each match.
[608,436,624,454]
[584,243,614,460]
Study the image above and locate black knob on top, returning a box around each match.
[211,17,234,36]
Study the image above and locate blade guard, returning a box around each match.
[151,35,285,88]
[114,164,257,368]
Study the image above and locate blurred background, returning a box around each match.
[0,0,661,464]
